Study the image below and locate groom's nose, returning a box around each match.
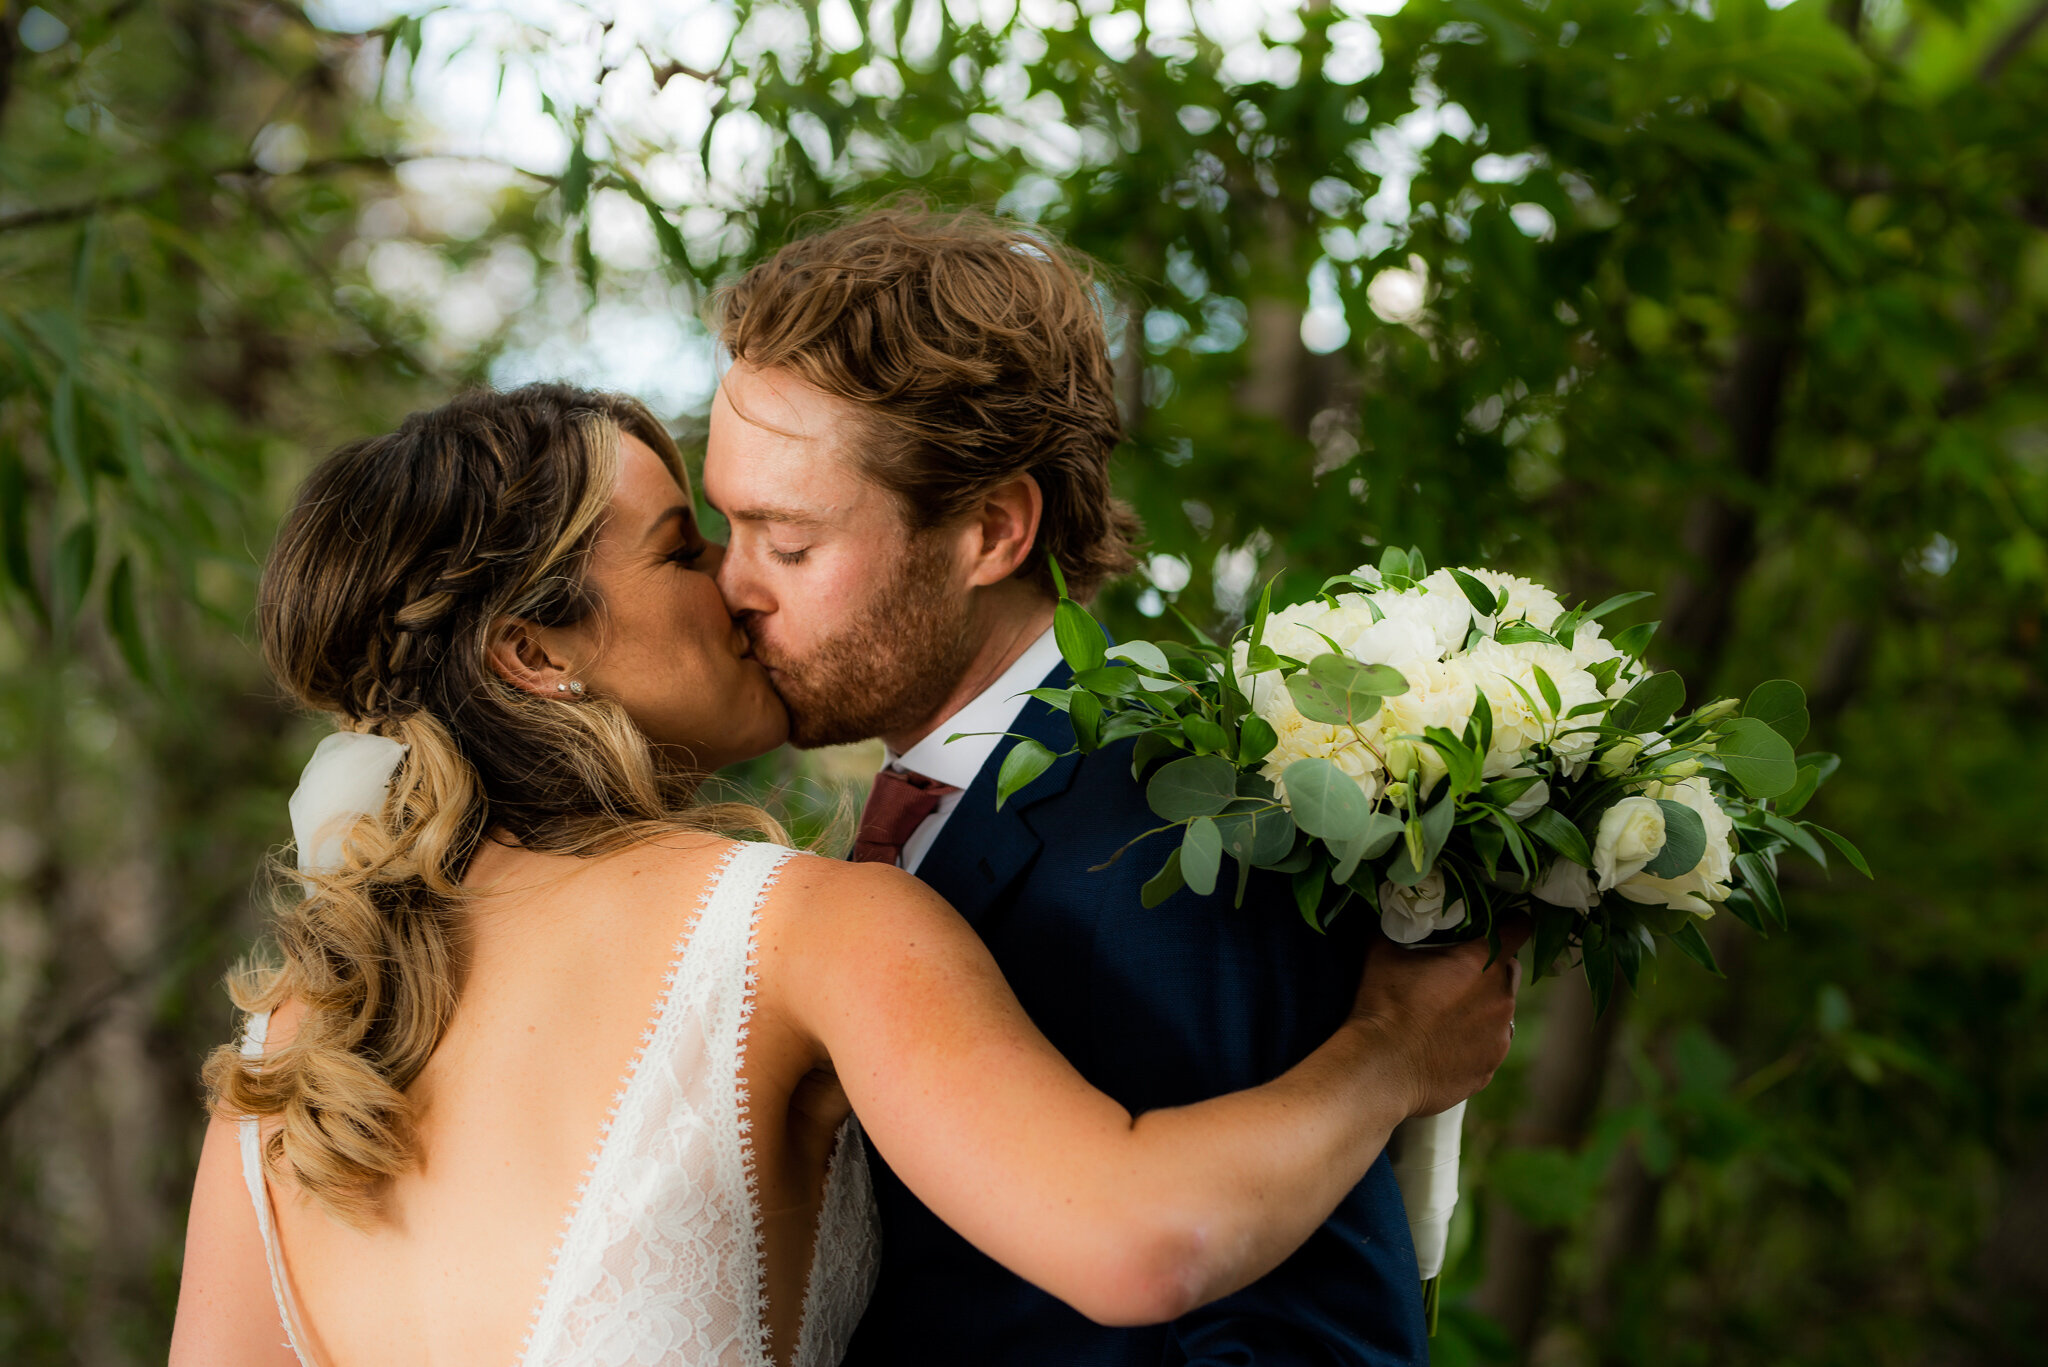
[713,543,770,618]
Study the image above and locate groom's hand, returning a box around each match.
[1348,919,1529,1119]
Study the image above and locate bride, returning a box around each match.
[169,383,1521,1367]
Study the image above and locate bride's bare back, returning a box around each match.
[188,836,866,1367]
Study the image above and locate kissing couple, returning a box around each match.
[171,208,1522,1367]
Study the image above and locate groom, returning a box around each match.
[705,209,1493,1365]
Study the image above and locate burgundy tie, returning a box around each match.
[852,768,960,866]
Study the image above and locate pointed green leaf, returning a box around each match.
[1069,690,1102,752]
[1586,590,1653,621]
[1525,807,1594,867]
[1449,567,1497,617]
[995,738,1056,809]
[1809,825,1871,878]
[1054,598,1108,673]
[1141,848,1185,908]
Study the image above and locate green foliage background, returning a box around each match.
[1,1,2044,1362]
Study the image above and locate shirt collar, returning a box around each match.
[887,626,1064,790]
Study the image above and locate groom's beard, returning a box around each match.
[751,534,979,750]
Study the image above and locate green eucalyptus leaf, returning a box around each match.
[1608,671,1686,734]
[1181,816,1223,896]
[1214,799,1297,867]
[1743,679,1810,746]
[1717,717,1798,799]
[1644,799,1708,878]
[1280,756,1374,844]
[1146,754,1238,821]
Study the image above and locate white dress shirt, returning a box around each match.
[886,626,1064,874]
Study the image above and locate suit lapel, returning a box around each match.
[913,662,1079,928]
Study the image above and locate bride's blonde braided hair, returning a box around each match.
[203,383,782,1225]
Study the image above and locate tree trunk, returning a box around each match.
[1660,253,1806,684]
[1471,970,1626,1354]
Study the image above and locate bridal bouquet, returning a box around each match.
[1001,547,1864,1330]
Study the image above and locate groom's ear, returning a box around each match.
[486,617,577,697]
[962,474,1045,589]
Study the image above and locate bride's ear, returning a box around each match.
[486,617,579,698]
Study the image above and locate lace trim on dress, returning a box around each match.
[517,837,750,1361]
[734,847,784,1366]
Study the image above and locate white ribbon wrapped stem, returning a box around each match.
[1388,1099,1466,1281]
[288,732,409,880]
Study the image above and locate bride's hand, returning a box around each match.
[1347,920,1528,1121]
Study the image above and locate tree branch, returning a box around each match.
[0,152,553,235]
[1980,0,2048,84]
[0,967,144,1129]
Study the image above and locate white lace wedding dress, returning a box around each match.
[236,841,880,1367]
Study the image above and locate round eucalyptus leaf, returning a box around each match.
[1146,754,1238,821]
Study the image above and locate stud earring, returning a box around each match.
[556,680,585,697]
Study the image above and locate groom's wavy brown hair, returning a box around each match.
[715,205,1140,601]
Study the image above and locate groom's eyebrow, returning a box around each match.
[726,505,825,527]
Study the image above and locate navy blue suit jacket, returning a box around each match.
[844,664,1426,1366]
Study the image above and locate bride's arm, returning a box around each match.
[761,856,1519,1327]
[169,1116,303,1367]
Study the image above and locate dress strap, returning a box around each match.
[239,1011,315,1366]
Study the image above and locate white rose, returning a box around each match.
[1615,775,1736,915]
[1593,796,1666,891]
[1379,871,1468,945]
[1503,776,1551,821]
[1531,859,1597,910]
